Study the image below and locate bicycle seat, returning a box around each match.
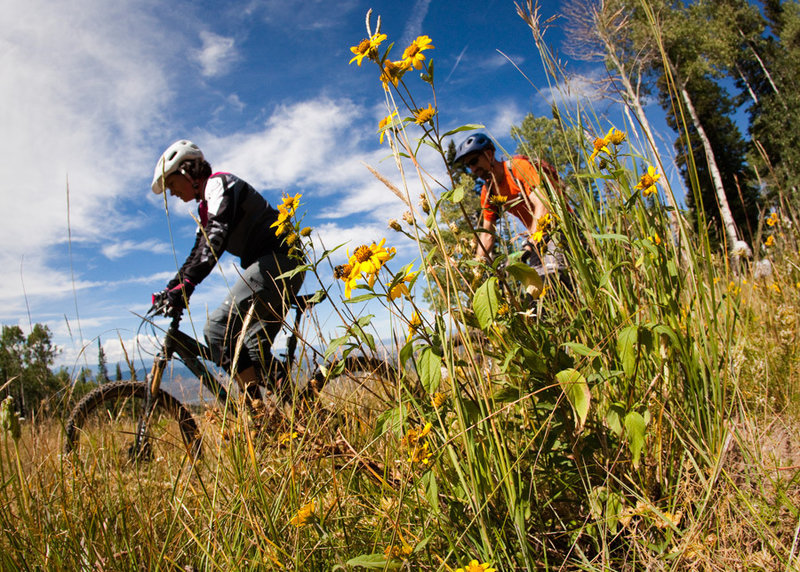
[293,292,327,312]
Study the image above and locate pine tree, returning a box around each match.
[96,338,109,384]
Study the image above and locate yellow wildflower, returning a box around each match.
[380,60,405,89]
[349,33,387,66]
[765,235,775,247]
[648,233,662,245]
[636,165,661,196]
[384,543,413,560]
[379,111,398,144]
[300,227,312,237]
[281,193,301,215]
[402,422,433,465]
[431,392,447,408]
[349,238,396,281]
[497,303,510,318]
[279,431,299,445]
[456,560,497,572]
[589,127,614,161]
[387,270,418,301]
[407,311,422,341]
[400,35,434,70]
[289,500,315,528]
[608,128,626,145]
[767,212,779,227]
[770,283,781,294]
[489,194,508,208]
[413,103,436,125]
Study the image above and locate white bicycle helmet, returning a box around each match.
[151,140,204,194]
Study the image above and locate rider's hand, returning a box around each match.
[154,279,194,317]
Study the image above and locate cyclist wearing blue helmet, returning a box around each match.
[454,132,565,288]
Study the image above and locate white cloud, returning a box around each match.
[400,0,432,48]
[195,31,239,77]
[0,0,174,300]
[101,239,172,260]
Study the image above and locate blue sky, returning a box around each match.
[0,0,682,371]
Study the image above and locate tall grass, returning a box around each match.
[2,3,800,570]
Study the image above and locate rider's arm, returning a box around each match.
[171,177,233,287]
[475,217,496,262]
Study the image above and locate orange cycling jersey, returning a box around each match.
[480,155,542,229]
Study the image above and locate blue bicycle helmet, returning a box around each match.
[453,133,495,163]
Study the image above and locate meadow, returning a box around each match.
[2,3,800,570]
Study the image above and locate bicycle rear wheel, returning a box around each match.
[64,381,201,467]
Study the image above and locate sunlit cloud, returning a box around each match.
[195,31,239,77]
[101,239,172,260]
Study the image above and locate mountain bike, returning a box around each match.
[63,291,397,466]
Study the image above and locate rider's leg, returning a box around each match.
[203,251,304,395]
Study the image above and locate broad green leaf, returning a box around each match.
[624,411,647,468]
[506,261,544,294]
[617,325,639,379]
[605,402,625,437]
[344,292,379,304]
[472,277,500,330]
[421,471,440,514]
[563,342,602,358]
[323,335,349,361]
[417,346,442,393]
[450,184,464,203]
[275,264,312,280]
[556,368,591,431]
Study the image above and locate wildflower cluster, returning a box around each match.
[271,193,301,237]
[590,127,626,161]
[334,238,396,299]
[530,212,557,243]
[401,422,434,466]
[348,19,437,144]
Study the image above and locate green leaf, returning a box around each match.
[605,402,625,437]
[345,554,401,569]
[275,264,312,281]
[624,411,646,468]
[506,261,544,292]
[563,342,602,358]
[617,325,639,379]
[555,368,591,431]
[450,184,464,203]
[417,346,442,393]
[344,293,380,304]
[590,233,630,243]
[472,277,499,330]
[421,471,440,514]
[323,335,349,361]
[443,124,486,137]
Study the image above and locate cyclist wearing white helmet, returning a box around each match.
[151,140,304,398]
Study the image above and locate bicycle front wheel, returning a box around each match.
[64,381,200,467]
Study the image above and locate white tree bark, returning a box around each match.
[679,84,742,249]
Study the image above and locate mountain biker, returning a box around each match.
[453,132,566,288]
[151,140,304,399]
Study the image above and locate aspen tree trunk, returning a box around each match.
[679,84,742,249]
